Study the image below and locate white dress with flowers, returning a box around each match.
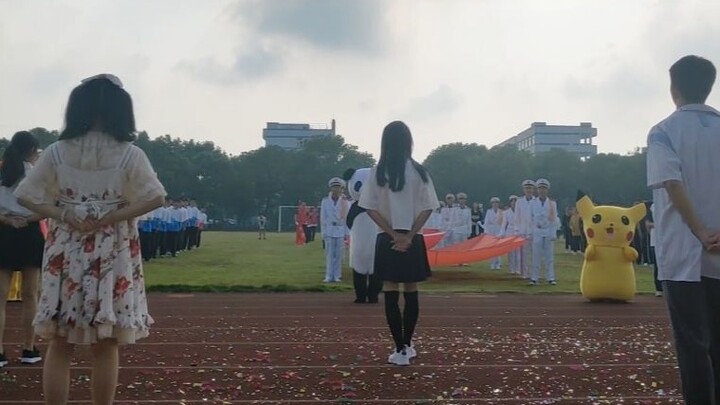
[14,132,166,344]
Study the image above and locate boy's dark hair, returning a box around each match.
[670,55,716,104]
[60,77,136,142]
[1,131,39,187]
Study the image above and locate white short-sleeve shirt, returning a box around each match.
[359,160,439,231]
[646,104,720,281]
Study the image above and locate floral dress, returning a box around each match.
[14,132,166,344]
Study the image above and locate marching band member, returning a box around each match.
[484,197,504,269]
[529,178,557,285]
[502,195,521,274]
[515,180,536,279]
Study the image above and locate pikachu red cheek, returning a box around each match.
[626,232,633,241]
[587,229,595,238]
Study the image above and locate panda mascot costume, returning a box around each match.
[343,168,383,304]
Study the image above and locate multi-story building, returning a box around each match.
[262,119,336,150]
[499,122,598,159]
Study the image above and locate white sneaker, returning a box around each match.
[404,344,417,359]
[387,350,410,366]
[655,291,663,297]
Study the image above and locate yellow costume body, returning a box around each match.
[576,196,646,301]
[8,271,22,301]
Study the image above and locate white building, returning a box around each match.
[262,119,336,150]
[499,122,598,159]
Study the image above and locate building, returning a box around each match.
[499,122,598,159]
[263,119,336,150]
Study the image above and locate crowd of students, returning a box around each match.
[425,179,559,284]
[137,198,208,261]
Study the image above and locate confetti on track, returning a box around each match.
[1,293,683,403]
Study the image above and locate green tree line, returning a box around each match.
[1,128,649,227]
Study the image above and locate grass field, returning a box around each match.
[144,231,659,294]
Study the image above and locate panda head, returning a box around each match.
[343,167,371,201]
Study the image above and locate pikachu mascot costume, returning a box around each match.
[576,195,646,301]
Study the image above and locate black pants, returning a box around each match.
[650,247,662,292]
[663,277,720,405]
[302,225,311,243]
[352,270,383,303]
[570,235,582,252]
[196,230,202,247]
[158,231,168,256]
[139,231,153,261]
[185,227,198,250]
[564,228,572,250]
[307,226,316,242]
[166,231,180,256]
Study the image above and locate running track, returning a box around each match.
[1,293,682,404]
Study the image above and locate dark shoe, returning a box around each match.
[20,347,42,364]
[353,298,366,304]
[367,297,379,304]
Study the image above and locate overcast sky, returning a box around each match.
[2,0,719,161]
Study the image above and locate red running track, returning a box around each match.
[0,293,682,404]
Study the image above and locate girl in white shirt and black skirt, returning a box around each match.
[0,131,44,367]
[359,121,439,366]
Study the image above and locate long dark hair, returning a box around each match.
[59,76,136,142]
[376,121,428,191]
[1,131,39,187]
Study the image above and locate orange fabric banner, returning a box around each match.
[427,234,526,267]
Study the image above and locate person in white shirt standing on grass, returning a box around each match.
[437,194,455,248]
[484,197,504,269]
[529,178,557,286]
[320,178,349,283]
[360,121,439,366]
[451,192,472,245]
[0,131,44,368]
[502,195,521,275]
[515,180,536,279]
[646,55,720,405]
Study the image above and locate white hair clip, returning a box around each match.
[81,73,123,88]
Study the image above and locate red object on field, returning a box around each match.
[427,233,526,267]
[420,228,445,250]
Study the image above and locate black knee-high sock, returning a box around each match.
[403,291,419,347]
[384,291,404,352]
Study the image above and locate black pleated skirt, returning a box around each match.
[374,231,432,283]
[0,221,44,270]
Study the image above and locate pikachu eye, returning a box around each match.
[592,214,602,224]
[621,216,630,225]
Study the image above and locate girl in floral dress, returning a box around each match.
[15,74,166,405]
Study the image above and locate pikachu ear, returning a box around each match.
[628,202,647,223]
[576,195,594,218]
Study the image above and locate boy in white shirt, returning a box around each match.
[529,179,557,285]
[484,197,504,269]
[451,192,472,245]
[646,55,720,404]
[515,180,536,279]
[502,195,521,274]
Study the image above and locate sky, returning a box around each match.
[2,0,720,161]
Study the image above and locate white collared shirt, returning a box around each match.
[320,196,349,238]
[647,103,720,282]
[359,160,439,232]
[484,208,504,235]
[515,195,536,236]
[452,206,472,234]
[502,208,519,236]
[530,197,557,237]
